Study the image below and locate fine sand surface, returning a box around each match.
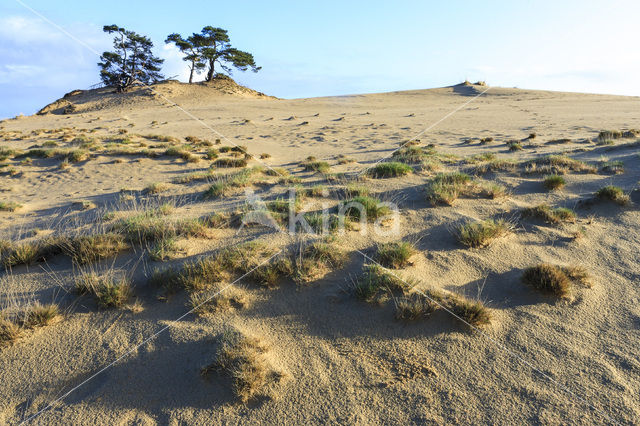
[0,80,639,424]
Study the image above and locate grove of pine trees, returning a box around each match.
[98,25,260,91]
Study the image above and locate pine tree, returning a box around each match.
[169,27,260,82]
[165,33,206,83]
[98,25,164,91]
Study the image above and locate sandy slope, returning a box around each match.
[0,82,639,425]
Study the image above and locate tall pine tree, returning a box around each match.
[167,27,260,82]
[98,25,164,91]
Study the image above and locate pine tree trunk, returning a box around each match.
[189,64,194,84]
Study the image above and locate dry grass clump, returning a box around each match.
[506,140,523,151]
[0,201,21,212]
[339,196,391,222]
[0,314,22,348]
[525,155,596,174]
[114,209,206,243]
[479,137,494,144]
[473,158,518,175]
[595,185,629,205]
[302,160,331,173]
[375,241,416,268]
[597,129,639,144]
[145,182,169,194]
[164,147,200,163]
[600,160,624,175]
[336,154,355,164]
[354,264,493,327]
[543,174,566,191]
[202,328,285,403]
[293,239,348,283]
[394,293,437,321]
[62,233,129,265]
[521,263,588,298]
[522,204,576,224]
[1,236,65,267]
[75,273,132,308]
[189,285,253,316]
[148,237,179,261]
[24,303,61,328]
[214,157,248,168]
[457,219,510,248]
[426,172,473,205]
[546,138,571,145]
[203,168,257,199]
[353,264,414,303]
[368,162,413,178]
[446,294,492,327]
[479,181,507,198]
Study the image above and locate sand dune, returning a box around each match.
[0,81,639,424]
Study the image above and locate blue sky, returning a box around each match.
[1,0,639,118]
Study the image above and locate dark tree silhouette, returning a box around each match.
[165,33,205,83]
[98,25,164,91]
[168,27,260,82]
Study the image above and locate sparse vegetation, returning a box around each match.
[426,172,473,205]
[522,204,576,224]
[521,264,570,297]
[395,293,437,321]
[368,162,413,178]
[0,201,21,212]
[201,328,284,403]
[595,185,629,205]
[375,241,415,268]
[525,155,596,174]
[24,303,61,328]
[302,160,331,173]
[340,196,391,222]
[457,219,510,248]
[543,175,566,191]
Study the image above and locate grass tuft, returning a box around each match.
[368,162,413,178]
[595,185,629,205]
[522,204,576,224]
[543,175,566,191]
[202,328,285,403]
[457,219,510,248]
[375,241,415,268]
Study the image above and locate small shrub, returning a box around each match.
[259,153,271,159]
[595,185,629,205]
[368,162,413,178]
[480,137,494,144]
[375,241,415,268]
[543,175,566,191]
[457,219,510,248]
